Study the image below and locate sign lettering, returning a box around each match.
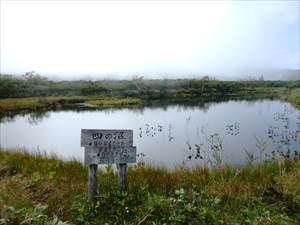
[81,129,136,164]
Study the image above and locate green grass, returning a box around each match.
[0,76,299,112]
[0,149,300,224]
[0,77,299,224]
[286,88,300,107]
[86,97,141,107]
[0,96,83,110]
[0,96,141,111]
[1,74,299,99]
[0,86,298,113]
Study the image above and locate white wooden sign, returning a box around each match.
[81,129,136,165]
[81,129,136,197]
[81,129,133,148]
[84,146,136,164]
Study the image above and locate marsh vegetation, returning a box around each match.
[0,75,299,224]
[0,149,300,224]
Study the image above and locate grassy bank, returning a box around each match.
[0,96,141,112]
[0,149,300,225]
[0,75,299,112]
[0,86,298,114]
[285,88,300,107]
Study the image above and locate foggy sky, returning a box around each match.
[0,1,299,79]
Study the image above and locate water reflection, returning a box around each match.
[267,105,300,157]
[184,103,300,165]
[167,124,174,142]
[0,96,278,123]
[138,124,164,138]
[225,122,240,136]
[27,112,50,125]
[1,98,299,168]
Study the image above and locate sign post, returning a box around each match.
[81,129,136,200]
[88,164,98,200]
[118,163,127,191]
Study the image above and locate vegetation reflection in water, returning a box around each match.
[135,103,300,166]
[0,99,299,167]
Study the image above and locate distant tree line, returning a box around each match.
[0,72,299,99]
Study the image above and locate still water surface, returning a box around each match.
[1,99,299,168]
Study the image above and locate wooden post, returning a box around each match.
[118,163,127,191]
[88,164,98,200]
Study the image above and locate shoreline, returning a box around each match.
[0,87,299,114]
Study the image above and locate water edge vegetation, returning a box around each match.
[0,74,300,112]
[0,74,300,224]
[0,149,300,225]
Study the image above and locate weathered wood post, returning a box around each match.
[118,163,127,191]
[88,164,98,200]
[81,129,136,199]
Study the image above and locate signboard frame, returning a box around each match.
[81,129,136,199]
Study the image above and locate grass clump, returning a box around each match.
[287,88,300,107]
[86,97,141,107]
[0,96,141,112]
[0,204,69,225]
[0,149,300,224]
[0,96,84,111]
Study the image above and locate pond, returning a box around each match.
[1,98,300,168]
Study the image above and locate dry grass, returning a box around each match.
[0,96,141,111]
[0,96,84,110]
[287,88,300,107]
[86,97,141,107]
[0,149,300,224]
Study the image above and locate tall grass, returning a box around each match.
[0,149,299,224]
[287,88,300,107]
[0,96,141,111]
